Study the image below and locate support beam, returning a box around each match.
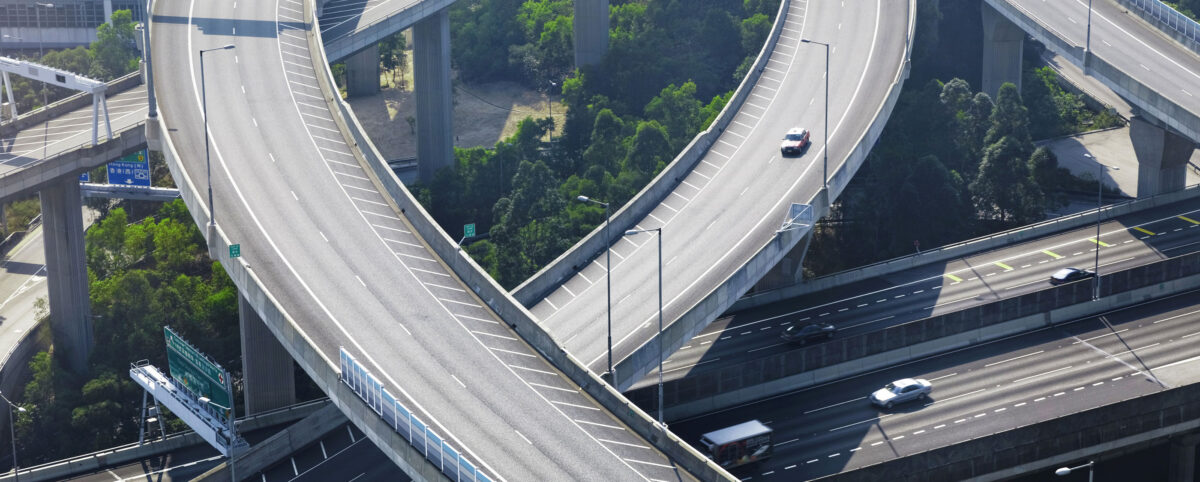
[573,0,609,67]
[239,294,295,415]
[344,44,380,98]
[981,2,1024,99]
[1169,434,1200,482]
[40,178,92,374]
[413,9,453,182]
[1130,116,1193,197]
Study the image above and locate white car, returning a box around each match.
[870,378,932,409]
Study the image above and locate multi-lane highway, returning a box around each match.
[632,198,1200,389]
[151,0,692,479]
[673,289,1200,480]
[0,84,147,185]
[1006,0,1200,137]
[528,0,912,383]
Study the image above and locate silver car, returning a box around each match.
[870,378,932,409]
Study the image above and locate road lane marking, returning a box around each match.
[993,261,1013,271]
[1180,215,1199,224]
[924,388,985,406]
[1133,226,1155,235]
[1072,329,1128,344]
[945,274,962,282]
[803,397,866,414]
[451,375,466,388]
[575,419,625,430]
[1152,308,1200,324]
[984,350,1044,367]
[1089,238,1112,247]
[1012,366,1073,384]
[515,431,532,444]
[599,438,650,449]
[1153,355,1200,371]
[829,414,891,432]
[929,372,957,381]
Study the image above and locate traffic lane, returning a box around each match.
[289,431,409,482]
[0,86,148,173]
[670,291,1200,479]
[644,204,1200,380]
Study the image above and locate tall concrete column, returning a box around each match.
[239,294,295,414]
[573,0,609,67]
[1130,116,1192,197]
[981,3,1024,99]
[104,0,113,24]
[40,178,92,374]
[1169,434,1200,482]
[414,8,453,182]
[345,44,380,98]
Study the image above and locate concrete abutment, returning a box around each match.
[1130,115,1194,197]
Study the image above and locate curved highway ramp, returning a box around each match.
[148,0,723,479]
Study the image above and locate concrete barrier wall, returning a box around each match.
[0,319,47,453]
[1117,0,1200,56]
[311,7,737,478]
[0,72,142,138]
[731,183,1200,312]
[511,0,795,307]
[4,399,330,482]
[0,124,147,204]
[827,377,1200,481]
[630,251,1200,419]
[611,0,919,391]
[984,0,1200,143]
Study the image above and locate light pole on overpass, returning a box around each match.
[199,396,237,482]
[0,391,26,482]
[1055,459,1094,482]
[575,195,615,384]
[624,227,663,427]
[34,2,53,109]
[200,44,235,230]
[1085,0,1093,55]
[801,38,829,189]
[1084,153,1117,301]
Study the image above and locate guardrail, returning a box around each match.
[339,349,492,482]
[1119,0,1200,54]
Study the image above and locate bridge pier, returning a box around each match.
[345,45,381,98]
[40,178,92,374]
[413,8,453,182]
[573,0,609,67]
[239,294,295,414]
[981,2,1024,99]
[1170,434,1200,482]
[1130,116,1192,197]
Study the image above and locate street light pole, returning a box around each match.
[625,227,664,427]
[200,45,235,230]
[199,396,237,482]
[0,391,26,482]
[1055,459,1094,482]
[1086,0,1093,54]
[547,80,557,142]
[1084,154,1117,301]
[576,196,614,383]
[34,3,53,109]
[801,39,829,189]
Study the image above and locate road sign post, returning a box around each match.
[229,244,240,258]
[464,223,475,239]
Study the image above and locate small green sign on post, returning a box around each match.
[229,244,241,258]
[464,223,476,239]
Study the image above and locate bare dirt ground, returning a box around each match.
[346,54,560,161]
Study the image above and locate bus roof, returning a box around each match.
[701,420,772,445]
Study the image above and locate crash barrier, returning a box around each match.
[1119,0,1200,54]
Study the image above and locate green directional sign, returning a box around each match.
[164,326,232,408]
[464,223,476,238]
[229,244,241,258]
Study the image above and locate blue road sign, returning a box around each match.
[107,150,151,187]
[79,171,90,183]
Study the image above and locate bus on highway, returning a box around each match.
[699,420,773,468]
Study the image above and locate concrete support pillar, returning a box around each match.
[413,9,453,182]
[104,0,113,23]
[345,44,380,98]
[40,178,92,374]
[981,3,1024,99]
[239,293,295,414]
[1169,434,1200,482]
[1130,116,1192,197]
[573,0,609,67]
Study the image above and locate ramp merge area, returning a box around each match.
[150,0,701,479]
[526,0,911,387]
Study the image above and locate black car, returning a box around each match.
[1049,268,1095,285]
[781,322,836,343]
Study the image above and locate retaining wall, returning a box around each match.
[630,251,1200,420]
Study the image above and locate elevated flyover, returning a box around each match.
[985,0,1200,196]
[515,0,917,391]
[149,0,725,479]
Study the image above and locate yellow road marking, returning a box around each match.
[945,274,963,283]
[1180,216,1199,225]
[1042,250,1063,259]
[1090,238,1112,247]
[1133,227,1155,235]
[994,262,1014,271]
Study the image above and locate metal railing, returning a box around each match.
[1125,0,1200,45]
[339,348,493,482]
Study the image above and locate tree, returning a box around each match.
[90,10,140,80]
[623,120,672,176]
[644,82,703,152]
[379,32,408,89]
[984,82,1032,152]
[971,136,1043,224]
[1022,67,1061,138]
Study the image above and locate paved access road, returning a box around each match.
[150,0,688,479]
[1008,0,1200,127]
[0,84,147,181]
[529,0,912,382]
[671,289,1200,480]
[631,197,1200,389]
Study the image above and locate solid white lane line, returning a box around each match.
[451,375,466,388]
[984,350,1045,367]
[924,388,985,406]
[1012,366,1073,384]
[803,397,866,415]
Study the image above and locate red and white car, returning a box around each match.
[779,127,811,156]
